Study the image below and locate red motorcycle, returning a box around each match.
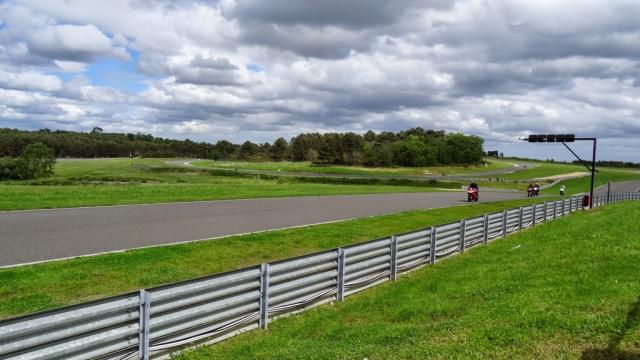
[467,187,479,202]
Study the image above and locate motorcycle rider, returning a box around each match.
[467,182,479,201]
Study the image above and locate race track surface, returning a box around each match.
[0,191,525,267]
[594,180,640,194]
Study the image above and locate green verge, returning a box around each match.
[0,158,459,211]
[176,202,640,360]
[0,198,547,319]
[0,181,450,211]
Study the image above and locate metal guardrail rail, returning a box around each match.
[1,192,638,359]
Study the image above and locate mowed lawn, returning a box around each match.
[175,202,640,360]
[0,158,452,211]
[0,198,549,319]
[189,158,515,177]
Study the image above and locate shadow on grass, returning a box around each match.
[581,295,640,360]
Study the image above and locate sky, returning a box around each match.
[0,0,639,161]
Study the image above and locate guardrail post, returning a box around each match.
[337,248,346,301]
[259,263,270,329]
[430,226,437,264]
[459,220,466,254]
[543,201,548,222]
[553,201,557,220]
[518,207,523,230]
[483,214,489,244]
[390,236,398,282]
[532,204,537,226]
[138,289,150,360]
[501,210,508,238]
[562,199,566,216]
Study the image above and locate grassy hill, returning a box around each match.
[176,201,640,359]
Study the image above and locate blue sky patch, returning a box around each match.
[246,64,262,73]
[85,50,147,92]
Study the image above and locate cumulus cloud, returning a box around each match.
[27,24,130,62]
[0,67,63,92]
[0,0,639,160]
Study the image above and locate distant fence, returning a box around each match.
[1,192,639,360]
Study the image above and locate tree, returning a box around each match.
[238,141,259,160]
[15,143,56,179]
[271,137,288,161]
[214,140,236,160]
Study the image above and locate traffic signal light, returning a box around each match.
[526,134,575,143]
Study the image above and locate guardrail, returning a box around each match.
[1,192,638,359]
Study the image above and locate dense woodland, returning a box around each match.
[0,127,485,167]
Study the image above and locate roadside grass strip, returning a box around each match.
[174,202,640,359]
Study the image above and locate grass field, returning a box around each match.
[189,158,515,177]
[0,197,550,319]
[175,201,640,359]
[479,160,640,194]
[497,161,586,181]
[0,158,454,211]
[547,168,640,195]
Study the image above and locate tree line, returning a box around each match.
[571,160,640,169]
[0,127,484,167]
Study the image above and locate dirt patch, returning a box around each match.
[534,172,589,181]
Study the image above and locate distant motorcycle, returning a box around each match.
[467,187,479,202]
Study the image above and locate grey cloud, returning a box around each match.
[190,56,237,70]
[239,22,370,59]
[230,0,402,29]
[173,67,243,86]
[228,0,453,29]
[230,0,452,58]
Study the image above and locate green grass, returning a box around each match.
[189,158,514,177]
[0,158,456,211]
[175,201,640,359]
[548,168,640,195]
[0,198,548,319]
[478,160,640,193]
[497,161,586,180]
[0,181,447,211]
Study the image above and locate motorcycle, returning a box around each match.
[467,187,479,202]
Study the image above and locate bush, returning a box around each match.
[0,158,19,180]
[0,143,56,180]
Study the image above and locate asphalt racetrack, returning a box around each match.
[0,191,528,267]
